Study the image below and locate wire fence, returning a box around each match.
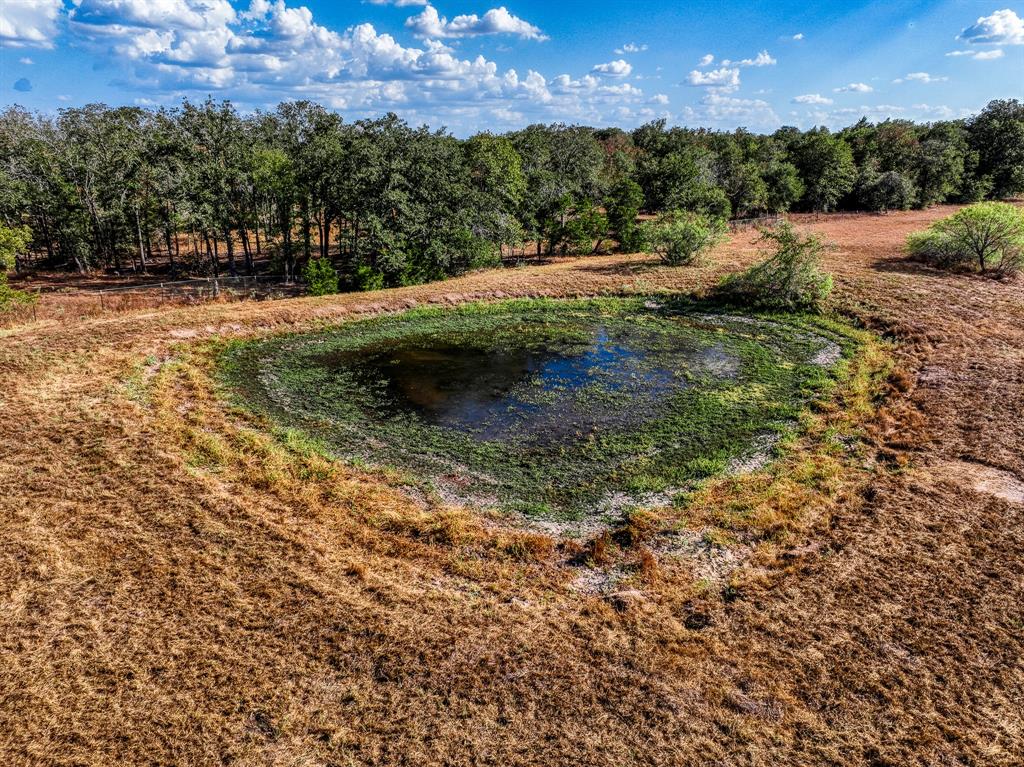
[728,214,785,232]
[1,275,302,329]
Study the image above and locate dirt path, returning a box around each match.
[0,208,1021,766]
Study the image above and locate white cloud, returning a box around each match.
[792,32,804,40]
[698,53,714,66]
[73,0,237,31]
[56,0,667,129]
[946,48,1005,60]
[405,5,547,41]
[367,0,428,6]
[834,82,873,93]
[650,93,669,105]
[19,57,34,65]
[0,0,63,48]
[686,66,740,90]
[592,59,632,77]
[614,42,647,54]
[910,103,958,120]
[792,93,833,105]
[720,50,776,67]
[683,93,780,129]
[893,72,948,84]
[958,8,1024,45]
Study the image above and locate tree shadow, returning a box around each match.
[572,260,663,277]
[869,254,967,278]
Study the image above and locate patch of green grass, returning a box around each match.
[216,297,868,518]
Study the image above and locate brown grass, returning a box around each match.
[1,206,1022,765]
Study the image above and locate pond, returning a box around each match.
[317,324,739,443]
[220,298,855,519]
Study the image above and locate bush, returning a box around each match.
[642,211,727,266]
[303,257,339,296]
[717,222,834,312]
[0,224,35,311]
[353,264,385,292]
[906,202,1024,275]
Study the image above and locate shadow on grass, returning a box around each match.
[571,259,664,277]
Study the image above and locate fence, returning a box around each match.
[728,214,785,232]
[1,275,302,329]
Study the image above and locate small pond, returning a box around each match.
[221,298,854,519]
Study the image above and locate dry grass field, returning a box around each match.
[1,207,1022,765]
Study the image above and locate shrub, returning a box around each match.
[353,264,385,292]
[642,210,728,266]
[0,224,35,311]
[303,257,339,296]
[906,202,1024,275]
[717,222,834,312]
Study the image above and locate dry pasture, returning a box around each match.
[0,207,1022,766]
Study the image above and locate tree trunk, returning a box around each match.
[224,228,237,276]
[240,226,254,276]
[135,206,148,273]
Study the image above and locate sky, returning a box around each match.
[0,0,1021,135]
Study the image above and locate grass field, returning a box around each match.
[1,207,1022,765]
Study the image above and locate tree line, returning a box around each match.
[0,98,1021,288]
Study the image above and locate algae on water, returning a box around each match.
[220,298,860,518]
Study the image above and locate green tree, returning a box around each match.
[906,202,1024,275]
[787,128,856,212]
[642,210,727,266]
[0,223,33,308]
[605,179,644,251]
[968,100,1024,199]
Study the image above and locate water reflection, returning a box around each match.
[321,324,737,442]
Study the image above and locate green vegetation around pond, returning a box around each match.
[219,298,868,520]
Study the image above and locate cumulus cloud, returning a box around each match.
[958,8,1024,45]
[0,0,63,48]
[792,93,833,105]
[683,93,779,129]
[686,66,740,90]
[52,0,665,129]
[72,0,237,31]
[893,71,949,84]
[792,32,804,40]
[614,42,647,54]
[720,50,776,67]
[698,53,714,66]
[367,0,428,6]
[405,5,547,41]
[834,82,873,93]
[592,59,632,77]
[946,48,1005,60]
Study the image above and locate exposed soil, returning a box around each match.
[1,206,1022,766]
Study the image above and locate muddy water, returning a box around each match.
[318,325,738,443]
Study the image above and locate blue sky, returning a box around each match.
[0,1,1021,134]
